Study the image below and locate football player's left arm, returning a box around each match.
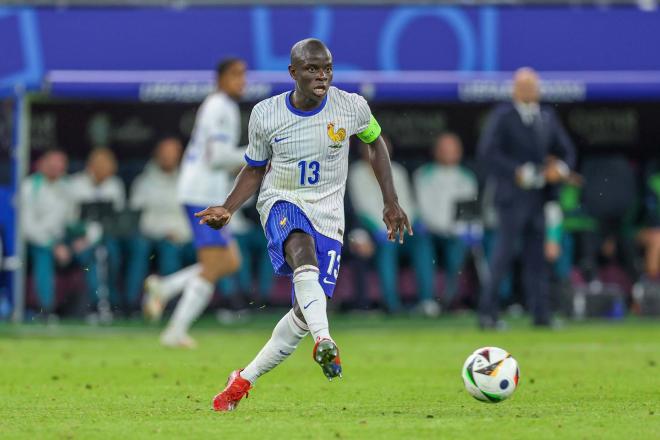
[359,121,412,243]
[206,137,246,171]
[196,103,271,230]
[205,102,246,171]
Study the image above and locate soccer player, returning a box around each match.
[195,39,412,411]
[142,58,247,348]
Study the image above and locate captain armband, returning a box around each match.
[356,115,381,144]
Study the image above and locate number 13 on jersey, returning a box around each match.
[298,160,320,185]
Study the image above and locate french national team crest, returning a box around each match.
[327,122,346,149]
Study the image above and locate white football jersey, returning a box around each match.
[245,86,372,243]
[178,91,245,206]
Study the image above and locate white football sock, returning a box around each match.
[165,275,213,338]
[159,264,201,302]
[240,309,309,384]
[293,265,331,342]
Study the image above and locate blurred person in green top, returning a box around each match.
[21,149,74,319]
[413,133,478,311]
[348,137,432,314]
[638,170,660,279]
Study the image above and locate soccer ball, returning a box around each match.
[462,346,519,403]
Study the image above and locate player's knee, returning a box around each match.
[284,232,318,269]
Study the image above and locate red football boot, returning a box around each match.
[212,369,252,412]
[313,338,342,380]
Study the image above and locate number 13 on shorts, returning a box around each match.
[326,250,341,279]
[318,247,342,297]
[309,232,342,297]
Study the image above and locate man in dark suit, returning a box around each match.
[477,67,576,328]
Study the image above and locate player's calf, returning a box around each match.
[292,265,331,340]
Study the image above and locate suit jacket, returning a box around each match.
[477,102,576,207]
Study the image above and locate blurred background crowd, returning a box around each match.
[17,71,660,323]
[1,1,660,325]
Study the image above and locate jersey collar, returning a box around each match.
[286,91,328,117]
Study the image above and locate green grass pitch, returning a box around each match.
[1,315,659,439]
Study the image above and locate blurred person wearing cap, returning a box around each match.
[413,132,478,311]
[348,138,434,314]
[124,137,194,311]
[477,67,576,328]
[21,149,75,320]
[69,147,126,315]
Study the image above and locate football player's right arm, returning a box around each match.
[196,107,270,229]
[196,164,267,230]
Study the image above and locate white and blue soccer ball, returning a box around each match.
[462,346,519,403]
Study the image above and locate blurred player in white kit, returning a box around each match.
[142,58,247,348]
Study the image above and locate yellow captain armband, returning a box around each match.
[356,114,381,144]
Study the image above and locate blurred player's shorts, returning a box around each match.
[185,205,233,249]
[264,201,342,299]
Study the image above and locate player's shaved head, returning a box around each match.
[290,38,331,66]
[512,67,540,104]
[288,38,333,105]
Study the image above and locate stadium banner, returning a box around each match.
[44,70,660,103]
[1,5,660,100]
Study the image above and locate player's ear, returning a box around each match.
[288,65,296,80]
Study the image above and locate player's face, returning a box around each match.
[219,61,247,100]
[290,51,333,102]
